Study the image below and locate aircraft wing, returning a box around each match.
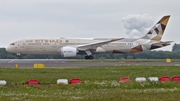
[76,38,124,51]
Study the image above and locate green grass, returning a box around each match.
[0,66,180,101]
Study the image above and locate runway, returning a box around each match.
[0,59,180,68]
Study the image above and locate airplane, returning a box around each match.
[6,15,172,59]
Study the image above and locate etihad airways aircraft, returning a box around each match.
[6,15,172,59]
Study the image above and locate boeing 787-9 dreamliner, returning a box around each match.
[6,15,172,59]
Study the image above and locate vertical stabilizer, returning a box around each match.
[142,15,170,41]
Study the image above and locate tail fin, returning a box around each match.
[142,15,170,41]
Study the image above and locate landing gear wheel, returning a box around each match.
[89,55,93,59]
[17,56,22,59]
[85,55,93,60]
[85,56,89,59]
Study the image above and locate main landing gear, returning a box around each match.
[84,50,93,60]
[85,55,93,60]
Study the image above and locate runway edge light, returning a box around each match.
[15,64,18,68]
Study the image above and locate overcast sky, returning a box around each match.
[0,0,179,51]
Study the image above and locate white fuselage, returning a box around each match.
[6,38,137,55]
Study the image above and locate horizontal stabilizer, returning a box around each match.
[152,41,173,47]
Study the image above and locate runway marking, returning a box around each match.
[8,60,14,63]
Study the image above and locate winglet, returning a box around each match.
[142,15,170,41]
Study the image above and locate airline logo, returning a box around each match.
[25,39,69,43]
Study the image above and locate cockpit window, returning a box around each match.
[10,43,15,45]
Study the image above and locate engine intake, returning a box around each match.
[61,46,77,57]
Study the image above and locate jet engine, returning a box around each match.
[61,46,78,57]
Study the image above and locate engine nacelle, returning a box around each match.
[61,46,77,57]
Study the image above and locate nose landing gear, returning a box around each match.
[17,55,22,59]
[16,53,22,59]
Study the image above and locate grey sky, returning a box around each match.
[0,0,179,51]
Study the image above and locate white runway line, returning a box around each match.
[8,60,14,63]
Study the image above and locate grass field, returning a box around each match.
[0,66,180,101]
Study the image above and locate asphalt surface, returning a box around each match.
[0,59,180,68]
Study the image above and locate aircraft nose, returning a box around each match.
[6,46,10,52]
[6,46,12,52]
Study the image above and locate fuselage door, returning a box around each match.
[16,41,25,52]
[17,41,25,48]
[52,42,57,48]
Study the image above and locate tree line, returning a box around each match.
[1,43,180,59]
